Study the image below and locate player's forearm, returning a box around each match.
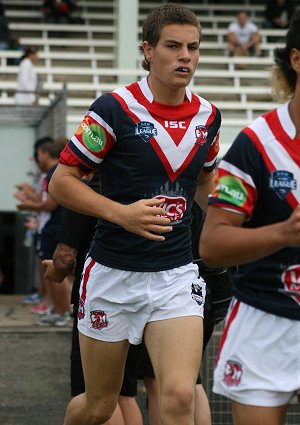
[200,220,288,267]
[49,164,125,224]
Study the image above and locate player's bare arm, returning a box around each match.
[194,169,215,212]
[200,204,300,268]
[49,164,172,241]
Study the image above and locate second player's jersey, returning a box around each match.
[209,102,300,320]
[60,77,221,271]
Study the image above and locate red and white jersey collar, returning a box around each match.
[138,76,192,104]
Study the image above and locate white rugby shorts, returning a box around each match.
[77,258,205,345]
[213,298,300,406]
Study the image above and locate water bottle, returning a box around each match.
[23,229,33,248]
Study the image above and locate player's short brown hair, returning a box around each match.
[139,3,201,71]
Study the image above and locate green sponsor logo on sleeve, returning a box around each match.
[82,122,106,152]
[216,176,247,207]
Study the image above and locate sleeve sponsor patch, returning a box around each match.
[75,116,108,154]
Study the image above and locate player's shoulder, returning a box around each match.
[192,92,220,113]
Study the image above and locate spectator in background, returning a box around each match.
[227,11,261,57]
[14,46,39,105]
[42,0,76,24]
[15,138,71,326]
[265,0,295,29]
[21,136,54,305]
[200,11,300,425]
[0,3,10,50]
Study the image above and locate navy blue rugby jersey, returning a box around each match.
[60,77,221,272]
[209,102,300,320]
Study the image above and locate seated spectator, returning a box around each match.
[0,3,10,50]
[227,11,261,57]
[265,0,295,29]
[42,0,76,24]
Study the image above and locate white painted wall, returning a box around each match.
[0,127,36,212]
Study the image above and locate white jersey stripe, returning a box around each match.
[248,113,300,203]
[87,110,117,140]
[114,85,213,173]
[204,157,217,168]
[71,135,103,164]
[220,160,256,189]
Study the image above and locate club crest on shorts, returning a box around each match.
[223,360,243,386]
[191,283,203,305]
[90,310,108,330]
[281,264,300,305]
[78,298,85,320]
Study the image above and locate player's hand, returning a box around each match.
[16,200,35,211]
[282,205,300,247]
[42,259,66,283]
[116,198,173,241]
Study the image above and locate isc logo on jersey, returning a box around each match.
[164,121,186,129]
[281,264,300,305]
[76,119,107,152]
[154,195,186,222]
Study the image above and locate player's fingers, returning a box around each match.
[146,224,173,234]
[145,197,166,206]
[140,231,166,241]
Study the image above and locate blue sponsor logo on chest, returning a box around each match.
[269,170,297,200]
[135,121,157,143]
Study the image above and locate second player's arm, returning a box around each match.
[200,205,300,268]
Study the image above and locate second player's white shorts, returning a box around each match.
[213,298,300,407]
[77,258,205,345]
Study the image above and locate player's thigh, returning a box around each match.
[144,315,203,387]
[231,400,288,425]
[79,331,129,400]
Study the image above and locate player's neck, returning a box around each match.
[289,90,300,138]
[147,76,186,106]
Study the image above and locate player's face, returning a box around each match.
[144,24,200,104]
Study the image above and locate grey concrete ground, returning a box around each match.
[0,296,148,425]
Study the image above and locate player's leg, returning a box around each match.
[144,376,161,425]
[145,315,203,425]
[194,384,211,425]
[64,333,129,425]
[213,300,299,425]
[118,345,143,425]
[231,401,288,425]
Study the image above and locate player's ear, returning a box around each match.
[142,41,153,62]
[290,48,300,73]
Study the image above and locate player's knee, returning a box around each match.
[86,409,112,425]
[160,384,194,416]
[85,399,116,425]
